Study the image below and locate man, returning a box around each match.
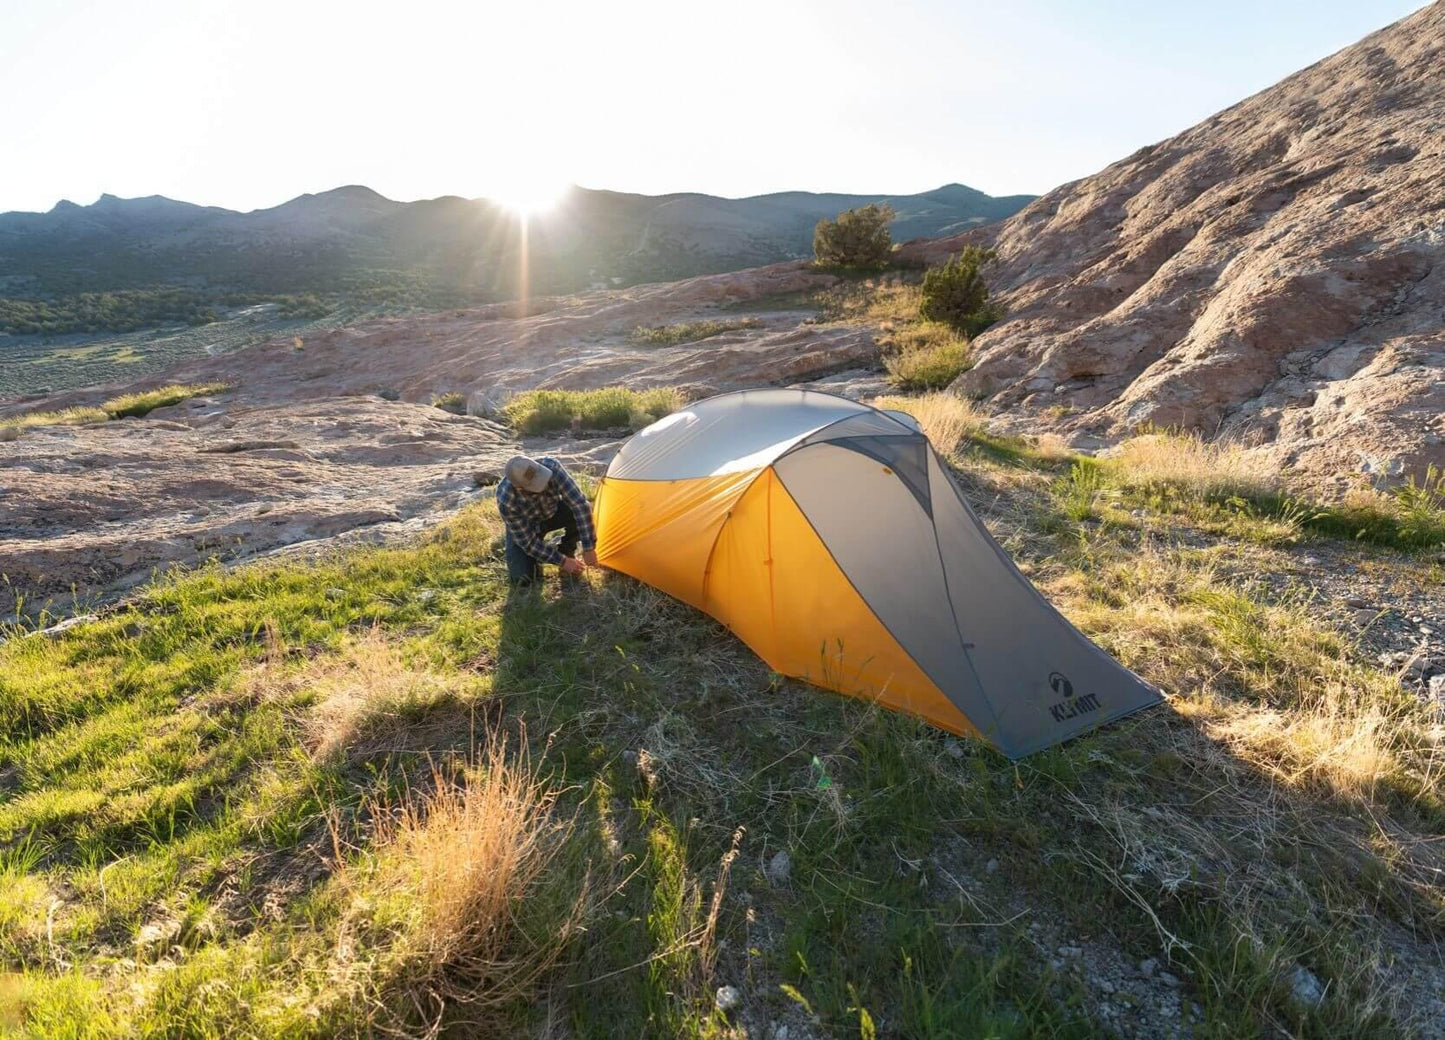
[496,454,599,585]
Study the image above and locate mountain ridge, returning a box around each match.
[0,181,1033,303]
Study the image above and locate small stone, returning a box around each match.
[1158,971,1180,988]
[376,388,401,401]
[1099,980,1116,994]
[771,1026,789,1040]
[38,614,99,640]
[715,985,741,1012]
[1345,597,1370,609]
[325,587,348,600]
[943,739,964,760]
[415,589,437,604]
[1353,608,1375,626]
[473,468,503,488]
[0,426,20,442]
[766,849,792,886]
[1287,964,1325,1009]
[1058,945,1083,958]
[985,858,999,874]
[1138,958,1158,977]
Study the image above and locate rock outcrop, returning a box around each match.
[1,263,880,610]
[905,2,1444,486]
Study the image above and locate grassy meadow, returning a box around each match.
[3,401,1443,1038]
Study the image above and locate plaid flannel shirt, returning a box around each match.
[495,457,596,565]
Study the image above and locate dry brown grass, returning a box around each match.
[1049,541,1442,818]
[342,738,589,1036]
[1106,430,1280,500]
[873,392,981,457]
[309,634,479,762]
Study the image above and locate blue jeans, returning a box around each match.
[505,504,582,585]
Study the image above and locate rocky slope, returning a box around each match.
[0,263,882,611]
[905,1,1444,487]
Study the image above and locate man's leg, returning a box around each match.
[504,529,542,586]
[554,504,582,558]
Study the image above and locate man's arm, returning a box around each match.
[498,488,563,565]
[552,465,597,551]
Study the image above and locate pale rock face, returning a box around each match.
[902,2,1445,485]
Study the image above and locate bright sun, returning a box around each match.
[490,176,569,217]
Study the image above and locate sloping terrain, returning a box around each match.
[3,408,1442,1038]
[0,263,884,612]
[904,1,1445,487]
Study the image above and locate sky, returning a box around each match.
[0,0,1425,215]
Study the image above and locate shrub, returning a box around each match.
[502,387,683,435]
[919,247,1005,336]
[101,382,231,419]
[883,323,972,391]
[813,203,895,267]
[432,391,467,414]
[1392,465,1445,547]
[872,393,980,456]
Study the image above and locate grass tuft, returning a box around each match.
[630,318,761,346]
[502,386,683,435]
[872,393,980,457]
[883,324,973,391]
[1,406,109,429]
[101,383,232,419]
[431,390,467,415]
[1108,430,1278,501]
[2,383,231,430]
[349,738,591,1033]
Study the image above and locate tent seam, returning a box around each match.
[768,457,977,736]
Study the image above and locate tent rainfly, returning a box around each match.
[594,389,1160,758]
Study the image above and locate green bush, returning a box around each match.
[502,387,684,435]
[813,204,895,267]
[919,247,1005,337]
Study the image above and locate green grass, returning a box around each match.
[2,383,231,430]
[2,445,1441,1036]
[501,386,684,435]
[100,382,232,419]
[0,405,110,429]
[630,318,761,346]
[883,324,973,390]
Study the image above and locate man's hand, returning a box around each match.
[560,556,585,575]
[582,549,599,568]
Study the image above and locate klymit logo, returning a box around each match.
[1047,671,1100,723]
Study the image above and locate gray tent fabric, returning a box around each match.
[599,388,1162,757]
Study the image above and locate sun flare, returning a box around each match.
[490,176,569,217]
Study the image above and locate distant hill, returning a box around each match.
[0,182,1034,310]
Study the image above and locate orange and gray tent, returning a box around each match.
[594,389,1160,758]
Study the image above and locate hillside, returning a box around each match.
[0,181,1032,304]
[904,0,1444,487]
